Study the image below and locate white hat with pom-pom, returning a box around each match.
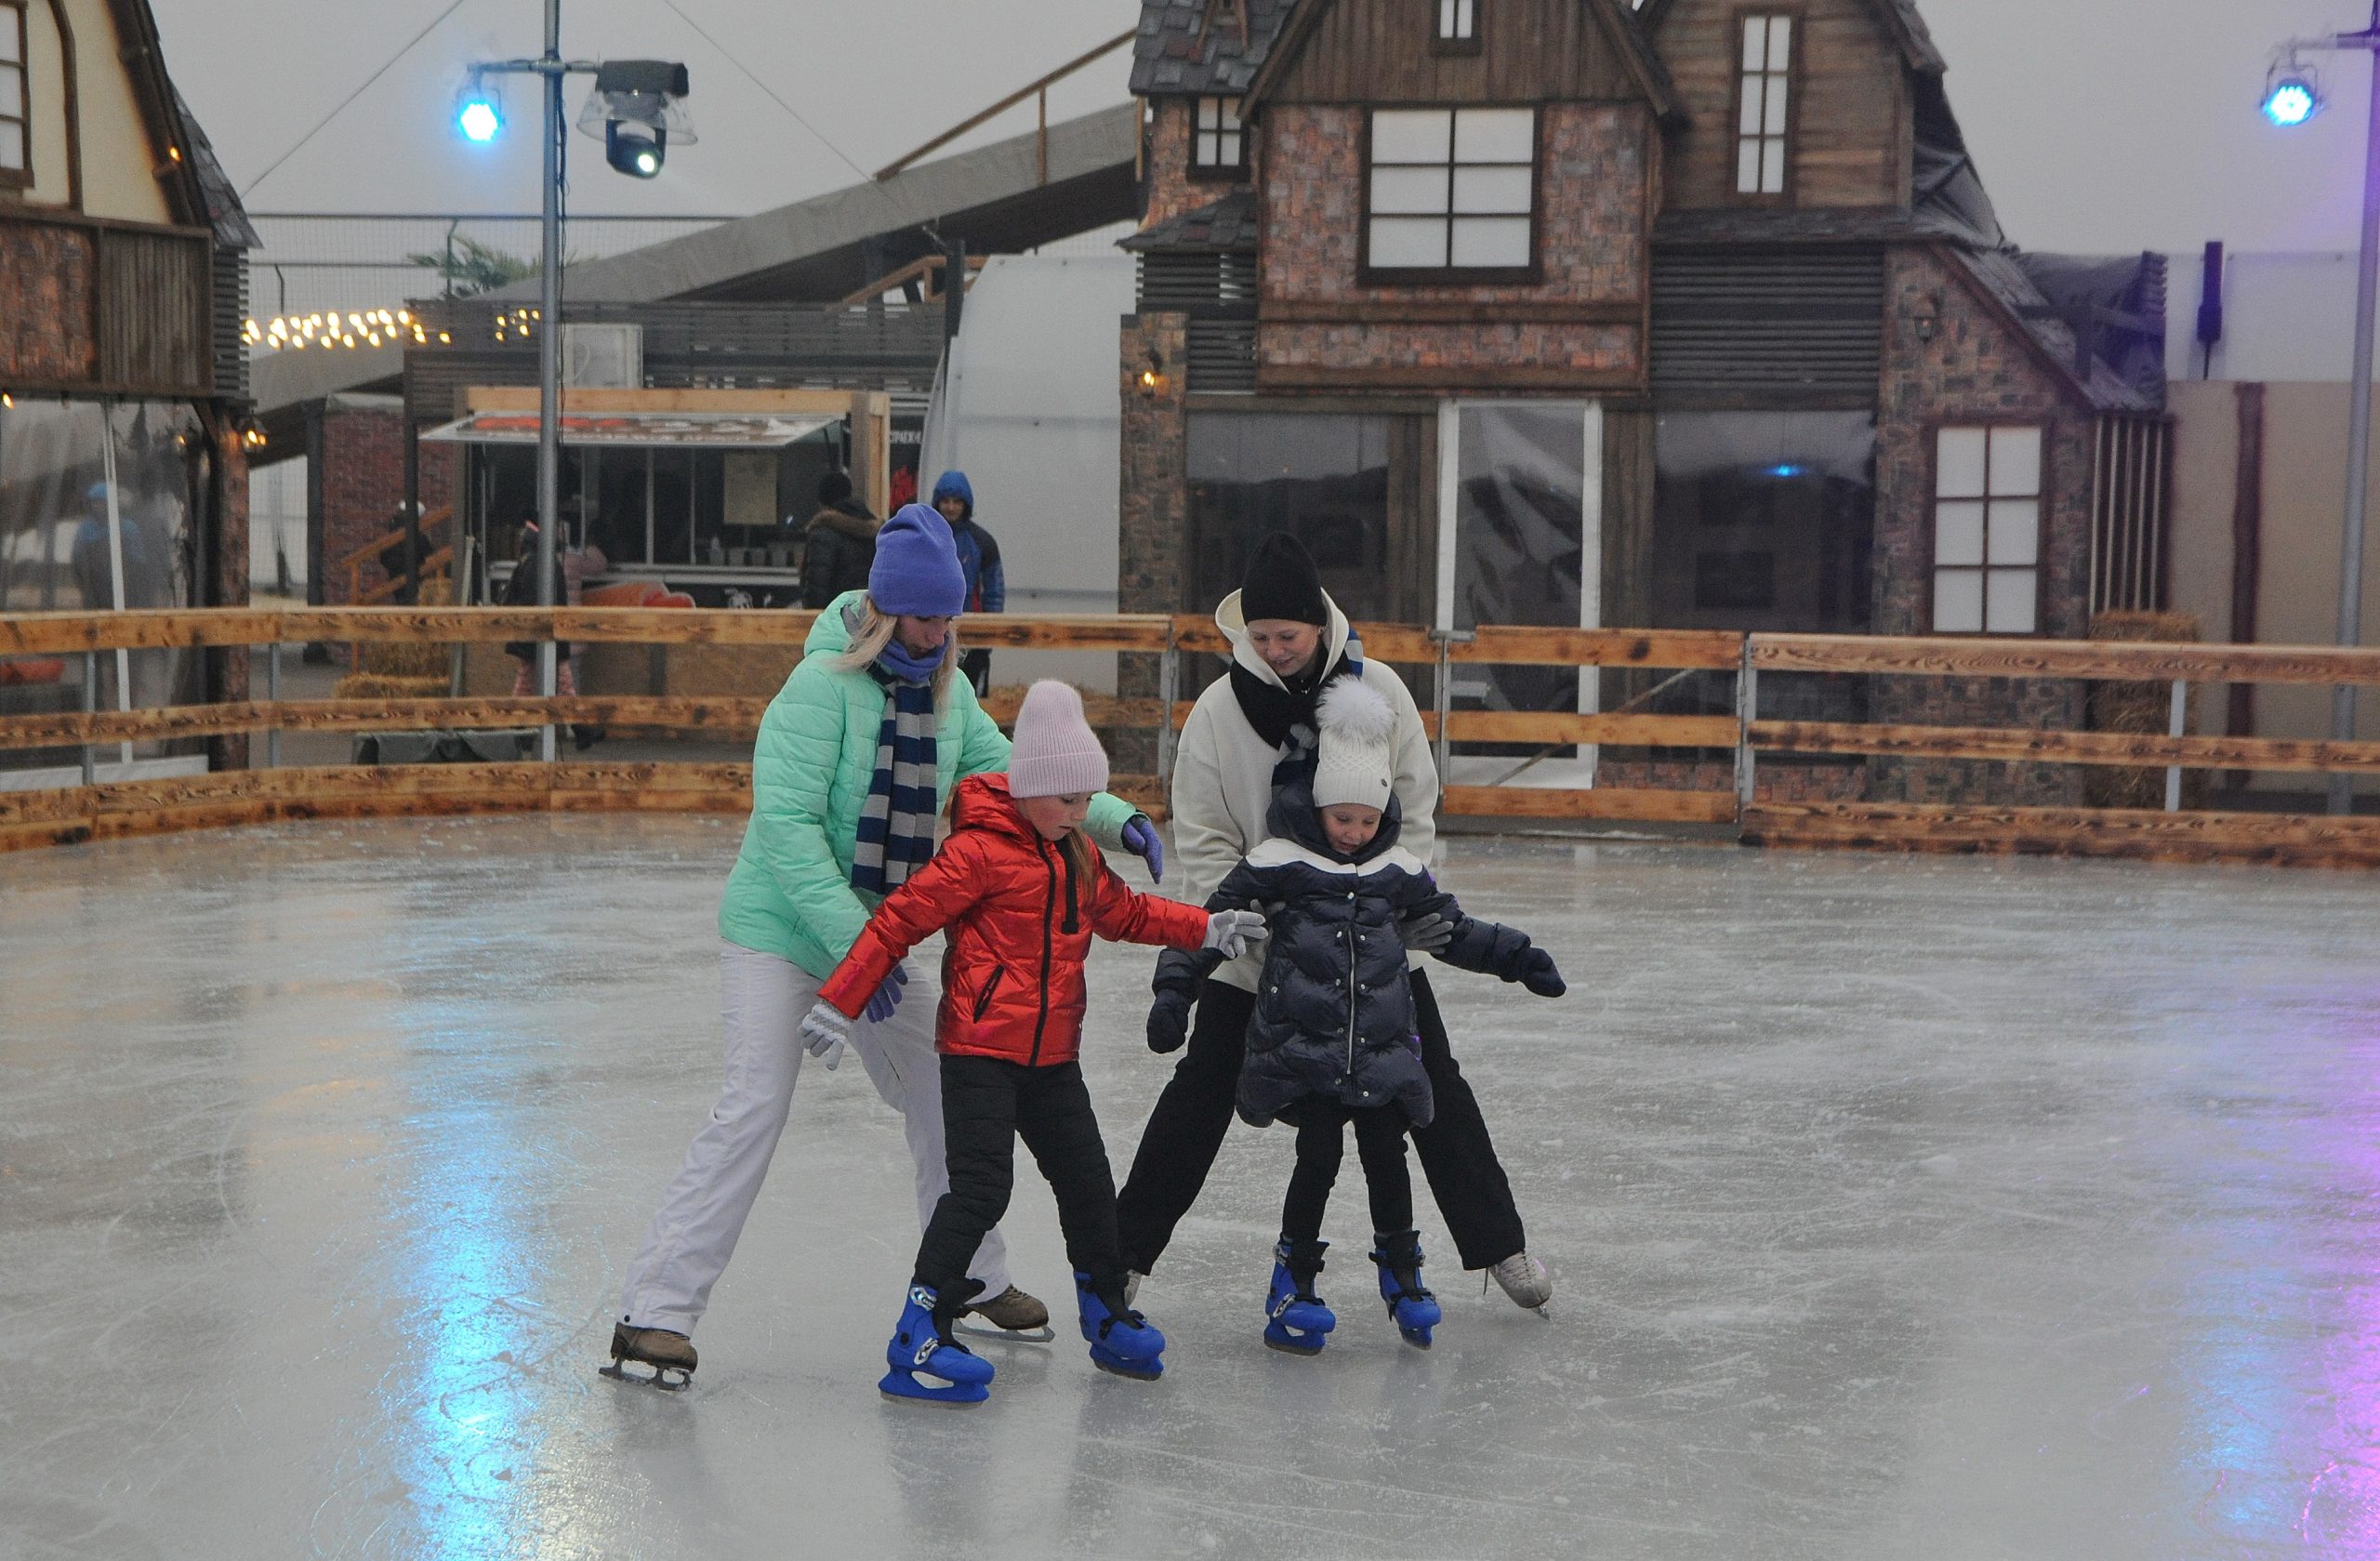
[1312,678,1397,811]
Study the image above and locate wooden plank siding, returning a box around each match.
[0,212,214,398]
[1263,0,1642,104]
[1651,0,1911,211]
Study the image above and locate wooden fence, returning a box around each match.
[4,608,2378,866]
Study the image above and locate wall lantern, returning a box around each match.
[1910,290,1943,345]
[1137,348,1167,398]
[237,416,269,452]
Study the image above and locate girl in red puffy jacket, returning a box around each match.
[800,681,1267,1404]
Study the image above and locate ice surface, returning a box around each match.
[3,817,2378,1560]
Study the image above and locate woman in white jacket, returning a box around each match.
[1115,532,1554,1311]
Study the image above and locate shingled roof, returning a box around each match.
[1119,189,1261,253]
[1130,0,1301,96]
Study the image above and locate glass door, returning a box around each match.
[1434,402,1602,783]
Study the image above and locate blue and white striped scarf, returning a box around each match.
[851,668,939,895]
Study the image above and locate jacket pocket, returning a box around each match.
[971,968,1007,1022]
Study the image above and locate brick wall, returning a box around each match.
[1115,312,1190,774]
[315,403,456,605]
[0,222,98,383]
[208,421,250,768]
[1143,98,1256,229]
[1868,245,2094,805]
[1254,102,1650,390]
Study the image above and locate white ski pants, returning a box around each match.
[617,938,1011,1334]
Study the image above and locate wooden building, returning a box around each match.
[1118,0,2168,803]
[0,0,254,766]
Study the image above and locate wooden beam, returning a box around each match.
[1752,633,2380,686]
[1741,800,2380,869]
[1440,785,1738,824]
[1752,721,2380,775]
[873,29,1135,179]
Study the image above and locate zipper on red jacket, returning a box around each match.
[1028,840,1058,1065]
[972,968,1005,1022]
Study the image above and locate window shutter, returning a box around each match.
[1651,247,1884,398]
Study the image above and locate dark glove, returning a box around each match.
[1146,991,1194,1053]
[1513,946,1566,999]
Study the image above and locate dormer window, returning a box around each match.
[1192,97,1246,180]
[1435,0,1481,53]
[1,0,31,188]
[1735,14,1795,199]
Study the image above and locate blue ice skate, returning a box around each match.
[1370,1230,1442,1350]
[879,1283,996,1407]
[1263,1237,1337,1356]
[1076,1272,1167,1380]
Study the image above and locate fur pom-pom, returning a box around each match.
[1316,677,1395,744]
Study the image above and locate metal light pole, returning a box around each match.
[2275,10,2380,814]
[2339,18,2380,814]
[536,0,563,764]
[464,23,688,763]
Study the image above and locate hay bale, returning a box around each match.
[331,673,447,700]
[2086,610,2206,810]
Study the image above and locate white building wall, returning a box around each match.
[924,250,1134,694]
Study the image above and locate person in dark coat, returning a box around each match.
[1147,679,1564,1355]
[1116,531,1559,1318]
[932,470,1003,696]
[800,470,879,608]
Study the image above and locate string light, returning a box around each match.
[244,307,456,351]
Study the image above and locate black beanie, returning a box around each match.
[1240,532,1329,626]
[817,470,854,506]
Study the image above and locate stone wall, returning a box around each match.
[1254,101,1650,390]
[1114,311,1189,774]
[1867,245,2096,805]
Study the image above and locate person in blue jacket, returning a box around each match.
[932,470,1003,696]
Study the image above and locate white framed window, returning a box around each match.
[1365,107,1535,276]
[0,0,31,186]
[1192,97,1245,177]
[1735,14,1794,198]
[1933,425,2043,635]
[1436,0,1479,47]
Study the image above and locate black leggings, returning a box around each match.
[912,1055,1125,1298]
[1116,967,1526,1273]
[1281,1103,1413,1244]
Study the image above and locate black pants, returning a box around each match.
[1281,1103,1413,1244]
[913,1055,1125,1298]
[959,648,992,698]
[1116,968,1526,1273]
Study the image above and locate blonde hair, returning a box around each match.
[830,595,959,704]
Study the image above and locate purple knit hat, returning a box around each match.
[1007,681,1109,799]
[868,503,967,616]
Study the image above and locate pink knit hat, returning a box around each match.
[1007,681,1110,799]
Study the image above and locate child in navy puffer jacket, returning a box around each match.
[1146,680,1565,1354]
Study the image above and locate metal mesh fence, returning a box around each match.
[245,213,735,326]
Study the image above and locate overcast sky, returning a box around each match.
[154,0,2380,256]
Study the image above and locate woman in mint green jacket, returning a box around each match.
[608,507,1163,1387]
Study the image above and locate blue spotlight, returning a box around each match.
[2263,76,2320,128]
[458,97,502,143]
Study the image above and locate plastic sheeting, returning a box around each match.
[0,399,206,755]
[1451,404,1587,734]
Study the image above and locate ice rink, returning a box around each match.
[5,815,2379,1560]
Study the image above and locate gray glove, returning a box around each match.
[1202,908,1269,960]
[1397,911,1457,953]
[799,999,850,1071]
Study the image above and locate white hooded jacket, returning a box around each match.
[1169,588,1440,994]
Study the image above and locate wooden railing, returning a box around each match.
[4,608,2378,866]
[335,506,454,606]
